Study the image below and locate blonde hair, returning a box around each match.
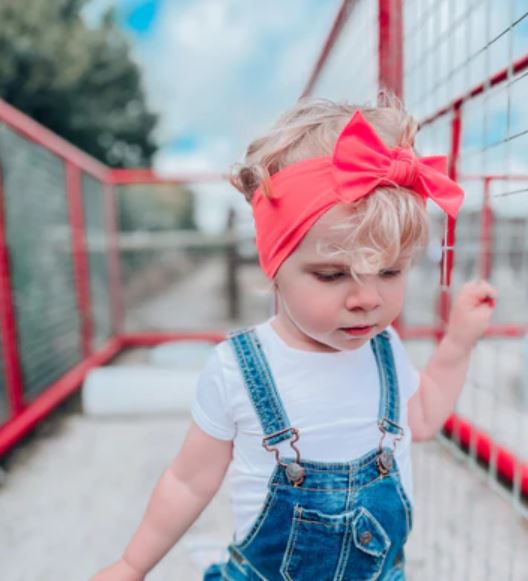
[231,91,429,277]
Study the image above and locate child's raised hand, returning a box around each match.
[89,559,145,581]
[445,279,498,351]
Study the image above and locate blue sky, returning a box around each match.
[85,0,342,175]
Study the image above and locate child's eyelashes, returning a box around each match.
[379,269,402,278]
[313,271,347,282]
[312,269,402,282]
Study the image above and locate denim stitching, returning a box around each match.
[279,505,302,581]
[276,449,380,472]
[333,512,354,581]
[248,332,287,424]
[379,334,401,428]
[371,333,402,436]
[229,330,295,447]
[371,337,388,426]
[246,331,288,435]
[230,332,284,437]
[352,507,391,558]
[390,472,413,537]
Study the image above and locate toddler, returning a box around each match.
[92,95,497,581]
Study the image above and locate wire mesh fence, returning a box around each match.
[0,124,83,401]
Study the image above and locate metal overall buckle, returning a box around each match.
[262,427,305,486]
[377,419,404,476]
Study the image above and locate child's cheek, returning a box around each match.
[304,286,340,322]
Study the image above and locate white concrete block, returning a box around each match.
[148,340,215,369]
[82,366,199,416]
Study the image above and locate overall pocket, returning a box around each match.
[280,505,391,581]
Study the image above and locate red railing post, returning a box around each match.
[65,162,93,357]
[438,104,462,330]
[0,158,25,417]
[378,0,404,334]
[300,0,355,98]
[378,0,403,98]
[480,177,493,281]
[103,182,124,335]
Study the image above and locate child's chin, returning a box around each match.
[342,340,369,350]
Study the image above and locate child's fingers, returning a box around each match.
[480,295,496,308]
[472,280,497,301]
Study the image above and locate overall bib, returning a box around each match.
[203,328,413,581]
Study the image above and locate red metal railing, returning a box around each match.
[0,98,226,456]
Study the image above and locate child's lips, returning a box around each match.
[341,325,375,336]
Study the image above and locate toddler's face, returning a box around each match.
[273,205,410,352]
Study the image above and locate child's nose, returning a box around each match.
[344,282,382,311]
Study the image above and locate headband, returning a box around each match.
[251,109,464,278]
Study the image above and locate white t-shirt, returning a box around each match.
[191,318,420,543]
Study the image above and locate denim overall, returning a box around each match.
[203,328,413,581]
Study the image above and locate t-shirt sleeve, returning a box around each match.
[191,348,236,441]
[386,325,421,400]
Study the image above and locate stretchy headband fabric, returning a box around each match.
[251,109,464,278]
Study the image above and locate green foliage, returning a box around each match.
[117,184,197,232]
[0,0,158,167]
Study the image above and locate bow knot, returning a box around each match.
[383,148,419,188]
[332,110,464,218]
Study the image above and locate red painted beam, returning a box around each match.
[437,105,462,324]
[480,178,494,281]
[0,337,122,456]
[444,414,528,497]
[0,98,108,181]
[459,174,528,182]
[399,324,528,340]
[379,0,403,98]
[420,53,528,127]
[110,168,227,185]
[65,162,93,357]
[120,331,226,347]
[300,0,355,98]
[103,182,124,335]
[0,159,25,417]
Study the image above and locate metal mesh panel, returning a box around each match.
[401,0,528,578]
[456,72,528,326]
[402,113,452,327]
[0,125,82,400]
[311,0,379,102]
[82,174,113,348]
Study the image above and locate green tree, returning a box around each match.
[0,0,158,167]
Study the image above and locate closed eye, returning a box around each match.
[313,271,347,282]
[379,269,401,278]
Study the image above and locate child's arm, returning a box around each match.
[408,280,497,441]
[91,421,233,580]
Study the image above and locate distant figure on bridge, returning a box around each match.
[91,93,497,581]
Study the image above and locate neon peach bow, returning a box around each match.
[252,109,464,278]
[332,110,463,216]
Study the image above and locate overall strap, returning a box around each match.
[370,329,403,436]
[228,328,296,447]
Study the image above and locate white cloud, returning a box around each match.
[127,0,341,171]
